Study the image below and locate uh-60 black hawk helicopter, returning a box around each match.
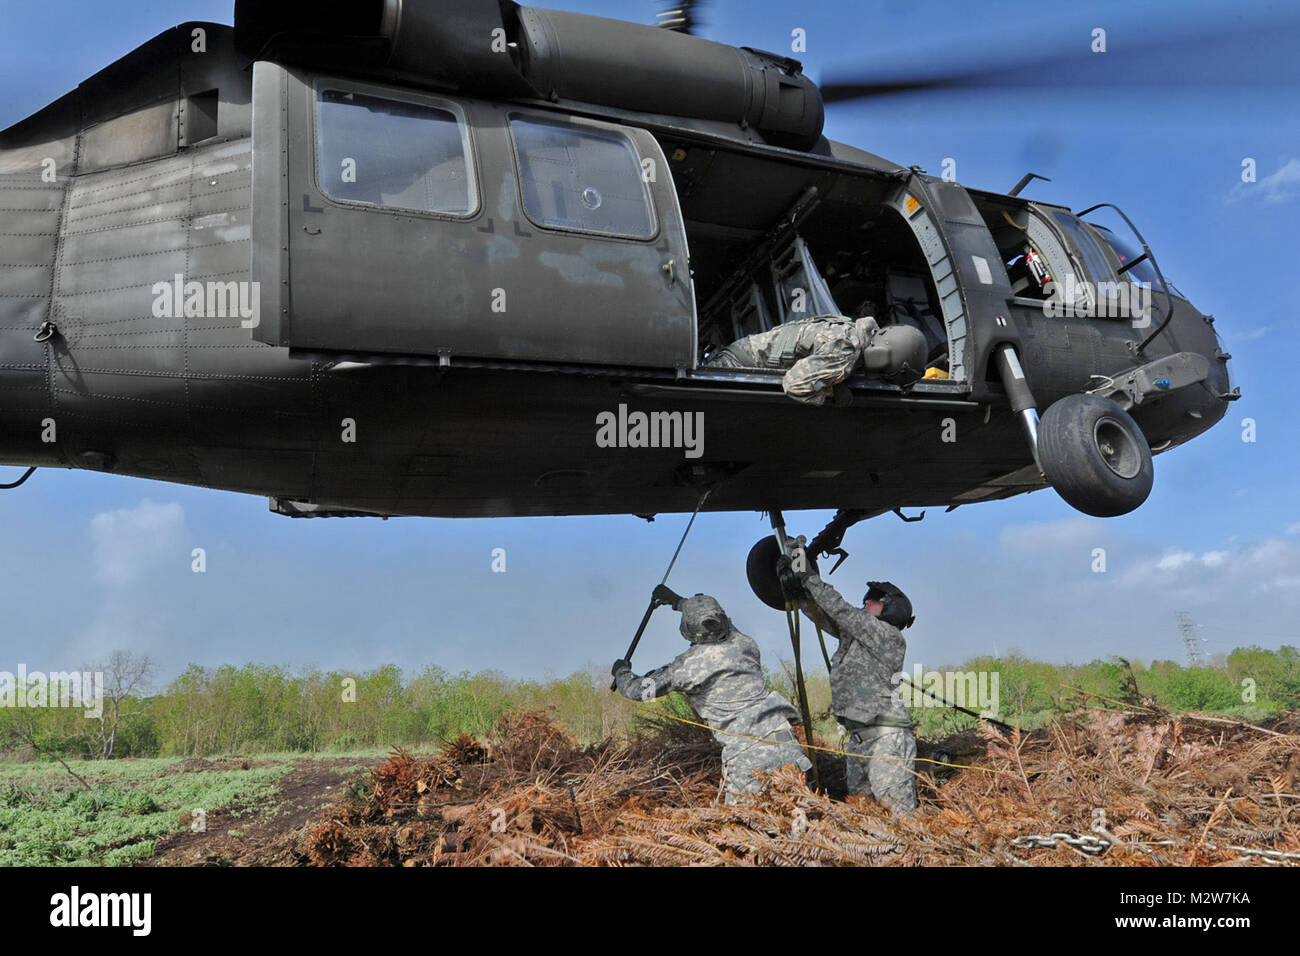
[0,0,1238,608]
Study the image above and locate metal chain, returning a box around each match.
[1205,843,1300,865]
[1010,831,1300,865]
[1010,832,1112,855]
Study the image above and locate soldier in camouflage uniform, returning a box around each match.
[707,315,877,406]
[612,588,812,802]
[779,558,919,814]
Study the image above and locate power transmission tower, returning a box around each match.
[1176,611,1206,666]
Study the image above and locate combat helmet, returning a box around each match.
[679,594,733,643]
[864,581,915,630]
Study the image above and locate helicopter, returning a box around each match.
[0,0,1238,606]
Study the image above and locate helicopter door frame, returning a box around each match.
[882,180,971,383]
[885,177,1021,388]
[249,62,697,369]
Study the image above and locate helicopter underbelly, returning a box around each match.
[10,359,1039,518]
[0,131,1045,516]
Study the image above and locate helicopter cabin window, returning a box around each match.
[253,62,693,367]
[315,90,476,216]
[508,116,656,240]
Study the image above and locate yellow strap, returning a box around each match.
[658,710,1007,775]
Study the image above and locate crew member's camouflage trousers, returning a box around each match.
[709,317,870,406]
[842,722,918,814]
[721,726,809,803]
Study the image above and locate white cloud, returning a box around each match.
[1287,523,1300,536]
[1120,536,1300,604]
[1229,157,1300,205]
[89,499,185,585]
[1234,324,1279,343]
[999,517,1104,555]
[1155,549,1196,571]
[1258,158,1300,204]
[1258,575,1300,594]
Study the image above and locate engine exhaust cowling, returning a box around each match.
[234,0,825,149]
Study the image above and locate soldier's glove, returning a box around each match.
[776,555,806,598]
[651,584,684,610]
[611,659,632,679]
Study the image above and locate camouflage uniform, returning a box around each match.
[708,316,877,406]
[801,574,918,813]
[614,595,812,802]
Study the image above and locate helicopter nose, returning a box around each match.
[1130,299,1238,451]
[1204,316,1238,405]
[1181,309,1239,443]
[1215,332,1237,400]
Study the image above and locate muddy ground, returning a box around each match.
[147,757,384,866]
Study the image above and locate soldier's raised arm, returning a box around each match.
[784,563,905,657]
[802,572,873,635]
[611,653,685,702]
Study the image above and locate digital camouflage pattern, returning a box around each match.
[615,594,812,802]
[721,725,809,799]
[841,721,919,814]
[801,573,909,725]
[801,573,919,812]
[708,316,877,405]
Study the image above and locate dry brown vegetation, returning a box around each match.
[198,705,1300,867]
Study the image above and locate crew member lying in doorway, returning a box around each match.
[707,315,928,406]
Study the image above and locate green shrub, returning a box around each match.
[1154,667,1241,712]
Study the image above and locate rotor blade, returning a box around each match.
[821,17,1300,103]
[655,1,705,35]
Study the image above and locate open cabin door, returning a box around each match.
[251,63,695,368]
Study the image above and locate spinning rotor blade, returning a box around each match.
[821,17,1300,103]
[654,0,706,35]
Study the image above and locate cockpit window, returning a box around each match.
[1007,210,1089,312]
[316,89,476,216]
[1085,224,1168,293]
[1052,212,1118,285]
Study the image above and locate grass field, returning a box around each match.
[0,752,393,866]
[4,648,1298,865]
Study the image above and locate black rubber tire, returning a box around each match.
[1038,393,1154,517]
[746,534,818,610]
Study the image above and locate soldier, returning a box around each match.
[779,557,919,814]
[707,314,875,406]
[708,316,930,406]
[611,587,812,802]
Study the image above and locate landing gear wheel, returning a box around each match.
[1038,393,1154,517]
[746,534,819,610]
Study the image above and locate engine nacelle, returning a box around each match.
[234,0,825,148]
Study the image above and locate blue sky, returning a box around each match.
[1,0,1297,687]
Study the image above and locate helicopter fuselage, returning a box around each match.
[0,14,1233,521]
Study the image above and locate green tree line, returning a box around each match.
[2,646,1297,760]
